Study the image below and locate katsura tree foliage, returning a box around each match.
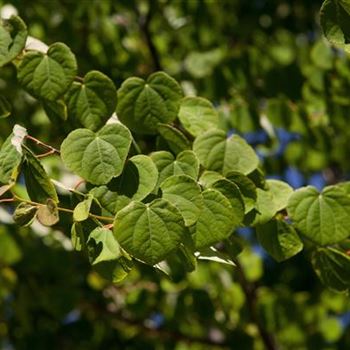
[0,1,350,349]
[1,13,349,289]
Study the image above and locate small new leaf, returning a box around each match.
[37,199,59,226]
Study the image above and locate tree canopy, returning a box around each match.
[0,1,350,349]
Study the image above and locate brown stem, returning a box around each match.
[12,195,114,223]
[234,259,278,350]
[74,179,86,190]
[74,76,84,83]
[25,135,60,155]
[0,198,15,204]
[36,150,56,158]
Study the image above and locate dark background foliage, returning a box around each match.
[0,1,349,349]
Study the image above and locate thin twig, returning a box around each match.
[0,198,15,204]
[36,150,57,158]
[25,135,60,155]
[12,195,114,223]
[74,179,86,191]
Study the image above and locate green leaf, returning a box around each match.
[36,199,59,226]
[0,227,22,264]
[0,133,22,184]
[114,198,186,265]
[312,247,350,292]
[178,96,219,137]
[160,175,203,226]
[226,172,257,213]
[256,219,303,262]
[66,70,117,131]
[184,48,224,78]
[195,246,236,266]
[319,317,343,342]
[193,189,238,249]
[42,99,67,122]
[287,185,350,245]
[157,123,191,154]
[199,171,224,188]
[150,150,199,190]
[17,42,77,100]
[210,179,245,227]
[117,71,183,134]
[266,179,293,212]
[0,15,27,67]
[90,186,131,215]
[320,0,350,52]
[13,202,37,227]
[252,188,277,225]
[23,148,58,204]
[61,123,132,185]
[193,129,259,175]
[108,155,158,201]
[93,257,133,284]
[87,227,121,265]
[0,96,11,119]
[73,194,93,222]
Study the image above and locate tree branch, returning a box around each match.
[137,1,162,71]
[234,259,278,350]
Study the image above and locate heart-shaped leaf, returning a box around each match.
[287,185,350,245]
[61,123,132,185]
[66,70,117,131]
[193,129,259,175]
[114,199,186,265]
[117,72,183,134]
[17,42,77,100]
